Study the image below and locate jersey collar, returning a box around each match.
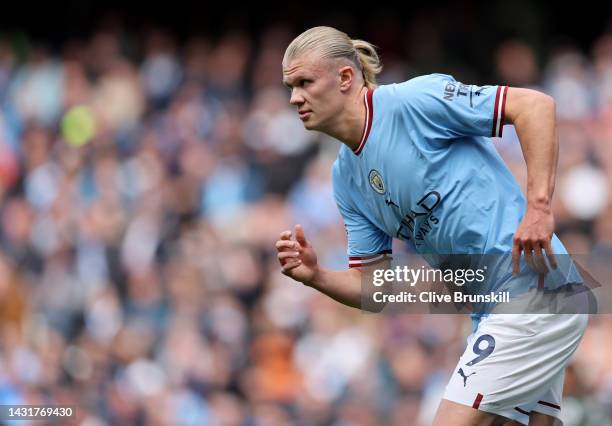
[353,88,374,155]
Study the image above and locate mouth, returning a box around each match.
[298,111,312,121]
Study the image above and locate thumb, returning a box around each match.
[295,224,309,247]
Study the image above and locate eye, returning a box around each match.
[284,79,311,91]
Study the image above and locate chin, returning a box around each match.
[302,120,317,131]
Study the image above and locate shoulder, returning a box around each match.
[387,73,456,96]
[331,149,348,188]
[375,73,457,109]
[331,155,354,209]
[332,144,356,178]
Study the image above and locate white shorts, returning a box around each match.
[443,311,588,425]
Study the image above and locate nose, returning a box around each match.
[289,88,304,106]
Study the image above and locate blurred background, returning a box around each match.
[0,1,611,425]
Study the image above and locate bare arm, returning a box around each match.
[307,267,366,309]
[276,224,389,311]
[503,88,559,273]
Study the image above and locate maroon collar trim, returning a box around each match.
[353,88,374,155]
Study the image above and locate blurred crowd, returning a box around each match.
[0,17,610,426]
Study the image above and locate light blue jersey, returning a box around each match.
[332,74,582,317]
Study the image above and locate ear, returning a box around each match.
[338,65,355,93]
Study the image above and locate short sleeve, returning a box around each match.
[332,162,392,268]
[399,73,509,139]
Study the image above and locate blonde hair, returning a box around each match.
[283,26,382,89]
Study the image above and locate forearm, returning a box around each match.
[306,267,365,309]
[508,90,558,209]
[307,265,390,312]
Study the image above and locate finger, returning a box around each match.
[276,240,299,251]
[279,230,292,240]
[281,259,302,273]
[543,240,558,270]
[294,224,308,247]
[278,251,300,262]
[532,242,549,274]
[512,239,522,275]
[295,224,308,247]
[523,241,538,273]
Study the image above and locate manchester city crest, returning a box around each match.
[368,170,385,194]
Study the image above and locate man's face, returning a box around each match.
[282,53,341,131]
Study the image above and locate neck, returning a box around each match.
[324,85,369,151]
